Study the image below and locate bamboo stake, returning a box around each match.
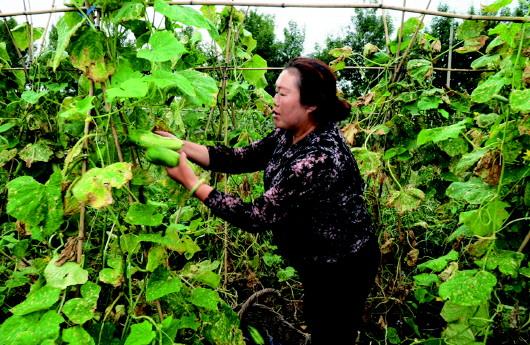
[393,0,407,80]
[38,0,56,56]
[381,8,391,54]
[446,22,454,88]
[392,0,433,83]
[0,1,528,22]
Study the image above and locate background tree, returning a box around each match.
[243,11,305,93]
[312,9,392,97]
[426,3,478,91]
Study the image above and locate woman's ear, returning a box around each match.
[306,105,317,114]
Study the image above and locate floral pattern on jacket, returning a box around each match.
[204,123,375,266]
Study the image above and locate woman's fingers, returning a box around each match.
[154,130,176,138]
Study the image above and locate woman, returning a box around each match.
[165,57,379,344]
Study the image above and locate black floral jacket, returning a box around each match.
[204,123,375,267]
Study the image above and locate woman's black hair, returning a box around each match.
[285,57,351,123]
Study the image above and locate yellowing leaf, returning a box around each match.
[72,162,132,209]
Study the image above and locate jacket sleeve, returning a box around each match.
[203,151,333,233]
[206,129,280,173]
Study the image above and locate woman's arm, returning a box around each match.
[204,151,333,233]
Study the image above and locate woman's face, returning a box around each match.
[272,69,315,131]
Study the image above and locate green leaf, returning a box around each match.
[509,89,530,113]
[417,95,442,111]
[21,89,49,104]
[453,147,489,176]
[7,176,45,226]
[417,119,469,147]
[124,321,156,345]
[154,0,214,30]
[437,137,469,157]
[99,254,124,287]
[456,20,486,40]
[51,13,85,70]
[11,23,43,51]
[6,171,64,240]
[63,298,95,325]
[486,36,505,53]
[18,141,54,167]
[146,267,182,302]
[442,321,476,344]
[386,326,401,344]
[0,41,11,64]
[400,17,423,38]
[106,78,149,102]
[475,113,500,128]
[72,162,133,209]
[125,203,164,226]
[475,250,524,277]
[470,54,500,70]
[181,260,221,288]
[58,96,95,121]
[0,310,64,345]
[459,200,509,236]
[62,281,100,324]
[111,2,145,24]
[413,273,440,287]
[351,148,382,177]
[0,149,17,168]
[189,287,220,311]
[418,250,459,272]
[11,285,62,315]
[110,59,143,85]
[137,30,187,62]
[471,73,507,103]
[146,245,167,272]
[62,326,95,345]
[145,70,195,97]
[446,177,496,204]
[277,266,297,282]
[407,59,433,83]
[241,54,268,88]
[248,326,265,345]
[44,257,88,290]
[441,302,490,333]
[489,22,522,49]
[164,226,201,258]
[439,270,497,306]
[386,186,425,214]
[482,0,513,12]
[44,171,64,236]
[178,69,218,106]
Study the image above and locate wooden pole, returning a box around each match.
[446,23,454,89]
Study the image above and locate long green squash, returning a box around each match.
[129,130,183,150]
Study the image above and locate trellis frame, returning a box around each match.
[0,0,528,22]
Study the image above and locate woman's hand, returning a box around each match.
[166,152,198,190]
[154,130,175,139]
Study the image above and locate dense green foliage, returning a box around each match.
[0,1,529,344]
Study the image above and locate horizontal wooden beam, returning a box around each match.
[0,1,527,22]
